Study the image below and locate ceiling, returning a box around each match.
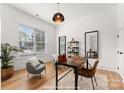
[9,3,117,26]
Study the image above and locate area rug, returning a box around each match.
[41,69,109,90]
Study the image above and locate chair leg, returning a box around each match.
[91,78,95,90]
[93,76,98,86]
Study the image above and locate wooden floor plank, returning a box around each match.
[1,62,124,90]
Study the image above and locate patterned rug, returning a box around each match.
[41,69,109,90]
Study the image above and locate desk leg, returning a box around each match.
[55,63,58,90]
[86,59,89,69]
[75,68,78,90]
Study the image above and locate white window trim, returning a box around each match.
[19,24,47,56]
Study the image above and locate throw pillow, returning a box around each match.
[26,56,40,67]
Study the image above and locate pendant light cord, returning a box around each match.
[57,3,60,12]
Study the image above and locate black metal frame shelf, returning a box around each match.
[67,40,79,57]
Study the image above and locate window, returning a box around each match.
[19,25,46,54]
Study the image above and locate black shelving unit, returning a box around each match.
[67,41,79,57]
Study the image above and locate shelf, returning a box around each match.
[68,51,79,53]
[68,47,79,48]
[67,40,79,57]
[68,41,79,43]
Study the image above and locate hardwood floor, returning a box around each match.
[1,62,124,90]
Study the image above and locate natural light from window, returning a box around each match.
[19,25,47,55]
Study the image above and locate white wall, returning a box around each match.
[57,7,118,70]
[117,4,124,81]
[1,4,56,70]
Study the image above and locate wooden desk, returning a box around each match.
[55,60,83,90]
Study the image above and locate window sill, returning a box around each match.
[16,52,46,57]
[14,52,47,60]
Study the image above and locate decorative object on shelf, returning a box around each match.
[67,38,79,57]
[72,49,75,53]
[0,43,23,81]
[53,3,65,23]
[71,38,75,42]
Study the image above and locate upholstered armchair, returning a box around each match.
[78,60,99,90]
[26,57,46,78]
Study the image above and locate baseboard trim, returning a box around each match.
[98,66,117,72]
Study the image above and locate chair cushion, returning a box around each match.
[35,64,45,70]
[35,63,41,67]
[35,64,45,73]
[78,67,94,78]
[26,56,39,67]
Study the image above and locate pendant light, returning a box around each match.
[52,3,65,23]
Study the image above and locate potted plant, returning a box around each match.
[0,43,22,81]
